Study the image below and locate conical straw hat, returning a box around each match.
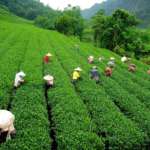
[43,75,54,81]
[74,67,82,71]
[46,53,52,57]
[18,71,26,77]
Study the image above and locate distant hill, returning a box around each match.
[82,0,150,27]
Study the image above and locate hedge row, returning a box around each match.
[95,50,150,89]
[68,35,150,84]
[40,33,104,150]
[111,69,150,109]
[64,36,150,134]
[68,36,150,82]
[47,31,146,149]
[69,39,150,109]
[72,41,150,109]
[0,29,51,149]
[61,35,150,140]
[0,27,29,109]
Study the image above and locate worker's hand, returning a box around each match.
[10,129,16,139]
[20,80,24,83]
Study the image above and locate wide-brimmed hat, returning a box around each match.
[46,53,52,57]
[74,67,82,72]
[89,56,94,59]
[106,67,111,70]
[43,75,54,81]
[110,57,115,60]
[121,56,127,61]
[129,64,136,67]
[18,71,26,77]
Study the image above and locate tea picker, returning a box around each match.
[90,66,100,84]
[14,71,26,88]
[128,64,136,73]
[43,75,54,91]
[105,67,113,77]
[121,56,130,63]
[98,56,105,62]
[0,110,16,143]
[107,57,115,68]
[88,56,94,64]
[72,67,82,84]
[43,53,52,64]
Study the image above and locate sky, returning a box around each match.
[40,0,105,10]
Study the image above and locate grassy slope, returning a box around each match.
[0,6,32,25]
[0,8,150,150]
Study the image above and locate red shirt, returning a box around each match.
[44,56,49,63]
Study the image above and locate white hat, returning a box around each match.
[43,75,54,81]
[46,53,52,57]
[121,56,127,62]
[18,71,26,77]
[74,67,82,71]
[110,57,115,60]
[89,56,94,59]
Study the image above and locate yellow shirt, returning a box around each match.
[72,71,80,80]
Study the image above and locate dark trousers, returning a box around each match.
[44,83,53,98]
[0,131,8,144]
[72,79,78,85]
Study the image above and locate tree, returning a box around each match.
[92,9,143,57]
[34,16,50,29]
[92,10,107,46]
[0,0,59,21]
[55,15,73,35]
[55,6,84,40]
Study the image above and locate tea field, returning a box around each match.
[0,8,150,150]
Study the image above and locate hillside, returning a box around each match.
[82,0,150,27]
[0,8,150,150]
[0,0,57,20]
[0,6,32,25]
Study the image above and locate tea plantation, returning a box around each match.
[0,8,150,150]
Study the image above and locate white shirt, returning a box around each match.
[108,61,115,66]
[0,110,15,132]
[14,73,24,87]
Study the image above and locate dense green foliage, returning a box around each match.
[92,9,144,58]
[0,7,150,150]
[55,6,84,40]
[0,0,56,20]
[0,0,84,37]
[34,15,53,29]
[0,0,60,30]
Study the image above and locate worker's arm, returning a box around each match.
[19,79,24,83]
